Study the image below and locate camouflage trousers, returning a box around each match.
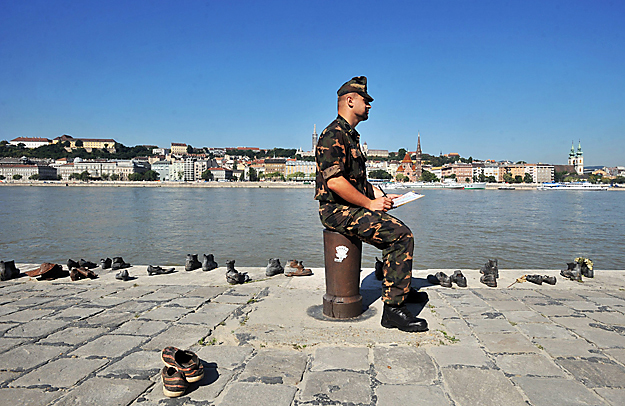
[319,203,414,305]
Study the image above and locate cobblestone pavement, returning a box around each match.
[1,265,625,405]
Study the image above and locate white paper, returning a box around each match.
[392,191,424,208]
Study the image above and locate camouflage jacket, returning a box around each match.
[315,115,375,204]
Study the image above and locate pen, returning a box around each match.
[379,186,387,197]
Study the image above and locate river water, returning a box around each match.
[1,186,623,270]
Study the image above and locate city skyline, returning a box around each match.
[1,1,624,166]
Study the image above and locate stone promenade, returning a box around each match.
[1,265,625,405]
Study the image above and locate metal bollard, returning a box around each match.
[323,229,363,319]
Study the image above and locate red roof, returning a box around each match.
[11,137,50,142]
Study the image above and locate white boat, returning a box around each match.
[463,182,486,190]
[537,182,609,191]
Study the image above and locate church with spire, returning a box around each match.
[568,140,584,176]
[396,133,423,182]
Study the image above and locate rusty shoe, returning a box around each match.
[161,366,189,398]
[161,346,204,383]
[285,260,313,277]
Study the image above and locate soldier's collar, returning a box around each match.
[336,115,360,140]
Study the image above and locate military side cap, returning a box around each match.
[337,76,373,102]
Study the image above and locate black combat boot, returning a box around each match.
[374,257,384,281]
[202,254,218,272]
[542,275,557,285]
[381,303,428,332]
[79,259,98,269]
[112,257,131,270]
[480,259,499,278]
[451,270,467,287]
[560,262,582,282]
[226,260,249,284]
[1,260,20,281]
[185,254,201,271]
[480,273,497,287]
[67,259,80,270]
[265,258,284,276]
[525,274,543,285]
[427,271,452,288]
[100,258,112,269]
[147,265,175,275]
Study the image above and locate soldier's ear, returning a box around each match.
[345,94,355,108]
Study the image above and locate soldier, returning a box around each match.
[315,76,428,332]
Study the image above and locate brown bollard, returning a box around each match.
[323,229,363,319]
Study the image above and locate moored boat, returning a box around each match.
[537,182,609,191]
[463,182,486,189]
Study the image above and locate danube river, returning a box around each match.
[1,186,624,270]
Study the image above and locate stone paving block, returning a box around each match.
[85,296,130,307]
[376,384,451,406]
[0,370,20,384]
[39,326,108,346]
[540,291,585,301]
[141,324,209,351]
[594,388,625,405]
[374,346,437,384]
[472,289,513,301]
[430,305,459,319]
[71,287,126,301]
[186,285,228,299]
[574,327,625,349]
[0,337,27,353]
[0,308,55,323]
[98,350,160,379]
[163,296,209,308]
[506,289,548,300]
[11,357,108,388]
[0,343,71,372]
[554,316,595,330]
[106,286,155,299]
[218,382,297,406]
[428,343,491,368]
[591,296,625,308]
[0,388,63,405]
[238,349,307,385]
[565,301,605,311]
[153,285,195,295]
[70,334,147,358]
[311,346,370,371]
[478,332,539,353]
[503,310,549,324]
[483,300,530,311]
[136,291,181,302]
[112,320,169,336]
[49,306,103,320]
[0,322,17,334]
[83,309,135,328]
[177,302,240,326]
[517,322,577,339]
[442,367,526,406]
[495,353,565,376]
[586,311,625,326]
[556,357,625,388]
[185,367,234,402]
[466,318,518,333]
[138,306,190,321]
[54,377,153,406]
[299,370,370,404]
[0,307,18,318]
[6,296,55,308]
[535,338,604,358]
[110,300,156,313]
[513,376,608,406]
[604,348,625,365]
[529,304,580,317]
[440,319,473,337]
[5,319,68,338]
[196,345,253,370]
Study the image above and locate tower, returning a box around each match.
[568,141,576,166]
[312,124,318,151]
[415,132,423,179]
[575,140,584,175]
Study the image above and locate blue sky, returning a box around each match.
[1,0,623,166]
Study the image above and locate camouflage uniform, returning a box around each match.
[315,115,414,306]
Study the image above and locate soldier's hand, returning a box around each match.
[368,196,394,212]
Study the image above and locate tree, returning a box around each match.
[201,169,214,181]
[396,173,408,182]
[177,171,184,181]
[0,175,5,180]
[369,169,392,180]
[57,174,62,180]
[142,170,158,181]
[465,177,471,183]
[486,175,496,183]
[13,174,22,180]
[514,175,523,183]
[397,148,407,158]
[248,167,258,181]
[29,174,39,180]
[110,173,120,181]
[75,139,83,147]
[478,173,486,182]
[128,173,143,181]
[420,170,439,182]
[186,145,193,154]
[101,173,110,181]
[612,176,625,184]
[523,173,534,183]
[287,171,306,180]
[79,171,90,181]
[503,173,514,183]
